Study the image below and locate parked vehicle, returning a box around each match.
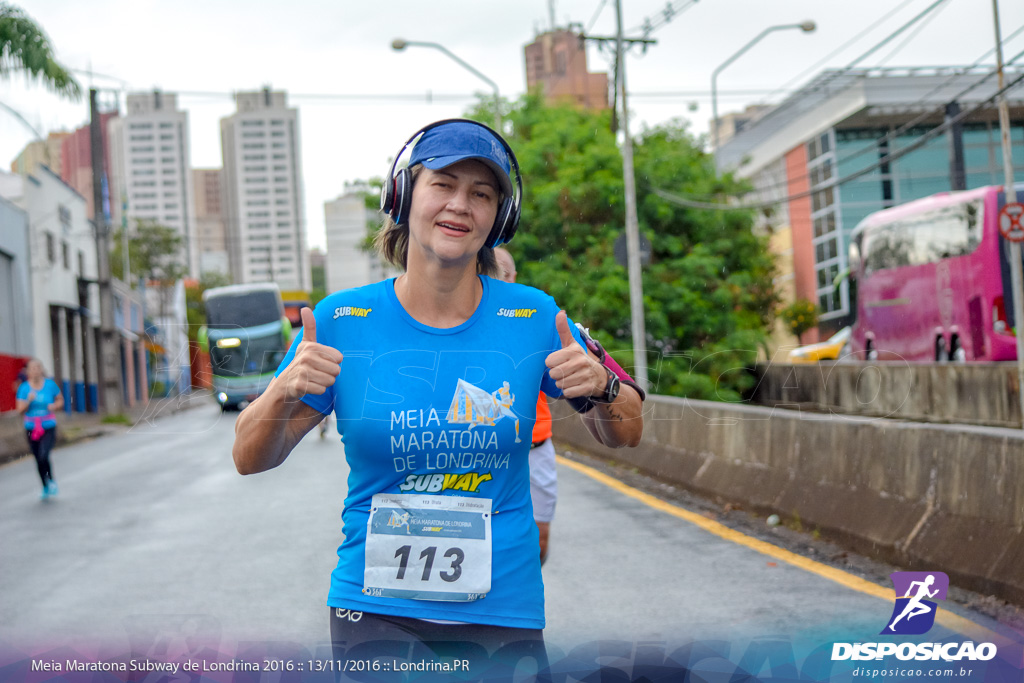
[198,284,290,410]
[848,184,1024,362]
[788,326,851,363]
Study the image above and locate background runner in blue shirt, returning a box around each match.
[16,359,64,499]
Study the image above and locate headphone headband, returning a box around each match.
[380,119,523,249]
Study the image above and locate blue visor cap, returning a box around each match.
[408,121,514,197]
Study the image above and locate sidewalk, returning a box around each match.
[0,390,213,466]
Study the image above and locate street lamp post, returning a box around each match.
[391,39,502,132]
[711,21,816,158]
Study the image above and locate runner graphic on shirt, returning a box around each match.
[446,378,522,443]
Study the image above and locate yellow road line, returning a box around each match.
[557,454,1008,645]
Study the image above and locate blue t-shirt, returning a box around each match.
[16,379,61,429]
[275,276,586,629]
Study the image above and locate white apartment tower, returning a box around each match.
[324,184,392,292]
[220,88,310,291]
[108,91,198,277]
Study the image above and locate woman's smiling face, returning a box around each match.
[406,159,500,268]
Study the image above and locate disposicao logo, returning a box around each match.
[831,570,997,663]
[882,571,949,635]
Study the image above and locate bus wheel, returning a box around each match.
[950,335,966,362]
[935,337,949,362]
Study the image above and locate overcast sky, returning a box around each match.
[3,0,1023,251]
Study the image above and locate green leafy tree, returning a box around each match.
[0,3,80,99]
[111,219,188,286]
[111,219,188,324]
[463,95,776,401]
[779,298,819,344]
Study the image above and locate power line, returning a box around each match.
[715,15,1024,197]
[875,0,952,67]
[746,0,954,141]
[764,0,921,102]
[627,0,700,38]
[735,54,1024,197]
[585,0,608,33]
[651,70,1024,212]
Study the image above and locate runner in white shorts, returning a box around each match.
[494,248,645,564]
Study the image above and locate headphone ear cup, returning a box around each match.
[392,168,413,224]
[380,174,395,214]
[505,200,521,244]
[487,198,517,248]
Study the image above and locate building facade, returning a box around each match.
[220,89,310,291]
[192,168,229,278]
[717,67,1024,345]
[11,131,71,179]
[324,184,392,293]
[0,167,149,413]
[0,195,34,411]
[524,28,608,109]
[60,112,117,221]
[108,91,198,277]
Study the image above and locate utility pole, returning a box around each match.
[90,88,124,414]
[614,0,649,390]
[581,14,654,390]
[992,0,1024,428]
[580,20,656,389]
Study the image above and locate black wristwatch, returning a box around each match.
[591,364,620,404]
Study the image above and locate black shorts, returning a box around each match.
[328,607,549,682]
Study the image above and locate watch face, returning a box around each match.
[595,366,620,403]
[606,374,620,402]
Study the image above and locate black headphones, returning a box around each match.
[379,118,523,249]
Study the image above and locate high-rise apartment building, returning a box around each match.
[60,111,117,220]
[324,184,391,293]
[11,131,70,178]
[220,88,309,291]
[193,168,229,278]
[107,91,198,277]
[524,29,608,109]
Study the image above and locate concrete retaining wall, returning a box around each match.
[752,362,1023,429]
[552,397,1024,604]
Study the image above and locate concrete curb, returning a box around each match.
[551,397,1024,605]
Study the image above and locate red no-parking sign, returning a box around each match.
[999,202,1024,242]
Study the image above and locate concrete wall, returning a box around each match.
[551,396,1024,605]
[753,362,1023,429]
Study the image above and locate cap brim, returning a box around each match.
[419,155,514,197]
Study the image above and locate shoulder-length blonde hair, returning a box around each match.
[373,165,501,277]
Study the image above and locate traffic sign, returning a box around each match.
[999,203,1024,242]
[614,233,652,268]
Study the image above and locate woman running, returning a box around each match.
[16,359,64,499]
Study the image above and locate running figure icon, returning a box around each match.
[492,381,521,443]
[888,574,939,631]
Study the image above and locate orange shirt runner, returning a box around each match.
[532,393,552,444]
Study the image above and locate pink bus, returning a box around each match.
[848,184,1023,362]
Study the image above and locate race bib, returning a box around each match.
[363,493,492,602]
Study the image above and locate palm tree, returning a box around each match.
[0,2,80,99]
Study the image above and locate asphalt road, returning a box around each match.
[1,402,1021,679]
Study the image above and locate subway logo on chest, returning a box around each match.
[334,306,372,319]
[497,308,537,318]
